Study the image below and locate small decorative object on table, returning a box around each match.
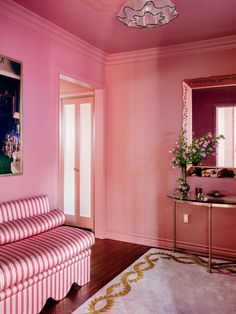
[170,130,224,194]
[207,190,225,197]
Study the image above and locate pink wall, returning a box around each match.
[105,49,236,256]
[1,1,236,257]
[0,8,105,209]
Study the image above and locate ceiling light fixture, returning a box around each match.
[116,0,179,28]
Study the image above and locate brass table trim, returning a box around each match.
[171,198,236,273]
[208,203,212,272]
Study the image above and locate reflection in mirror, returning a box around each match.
[182,74,236,171]
[216,106,236,167]
[192,85,236,166]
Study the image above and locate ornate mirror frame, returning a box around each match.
[182,73,236,178]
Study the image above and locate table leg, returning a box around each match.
[173,201,176,252]
[208,203,212,273]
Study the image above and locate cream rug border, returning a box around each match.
[73,248,236,314]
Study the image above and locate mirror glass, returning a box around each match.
[182,74,236,171]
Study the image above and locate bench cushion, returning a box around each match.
[0,226,95,291]
[0,210,65,245]
[0,195,50,223]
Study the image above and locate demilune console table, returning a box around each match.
[167,193,236,272]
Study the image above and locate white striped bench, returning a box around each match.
[0,195,95,314]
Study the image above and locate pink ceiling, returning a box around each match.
[12,0,236,53]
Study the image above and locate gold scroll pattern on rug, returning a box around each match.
[87,252,159,313]
[86,251,236,313]
[159,252,236,274]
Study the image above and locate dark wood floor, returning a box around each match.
[40,239,150,314]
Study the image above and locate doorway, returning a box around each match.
[60,76,94,230]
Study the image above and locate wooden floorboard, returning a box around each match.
[40,239,150,314]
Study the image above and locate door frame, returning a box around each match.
[58,74,105,237]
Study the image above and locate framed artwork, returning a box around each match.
[0,55,22,175]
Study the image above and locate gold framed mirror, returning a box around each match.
[182,73,236,178]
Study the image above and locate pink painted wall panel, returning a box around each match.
[1,1,236,256]
[0,13,104,208]
[105,50,236,254]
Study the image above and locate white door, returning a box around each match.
[61,97,94,230]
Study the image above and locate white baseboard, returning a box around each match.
[104,231,174,249]
[103,231,236,259]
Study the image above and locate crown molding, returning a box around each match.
[106,35,236,66]
[2,1,236,67]
[0,0,107,65]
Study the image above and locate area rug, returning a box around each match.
[73,248,236,314]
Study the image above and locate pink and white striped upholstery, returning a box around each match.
[0,195,95,314]
[0,195,50,223]
[0,226,95,291]
[0,209,65,245]
[0,250,90,302]
[0,251,91,314]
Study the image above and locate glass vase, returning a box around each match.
[178,165,190,194]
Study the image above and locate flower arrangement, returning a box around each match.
[189,133,224,166]
[170,130,224,194]
[170,130,191,168]
[170,130,224,168]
